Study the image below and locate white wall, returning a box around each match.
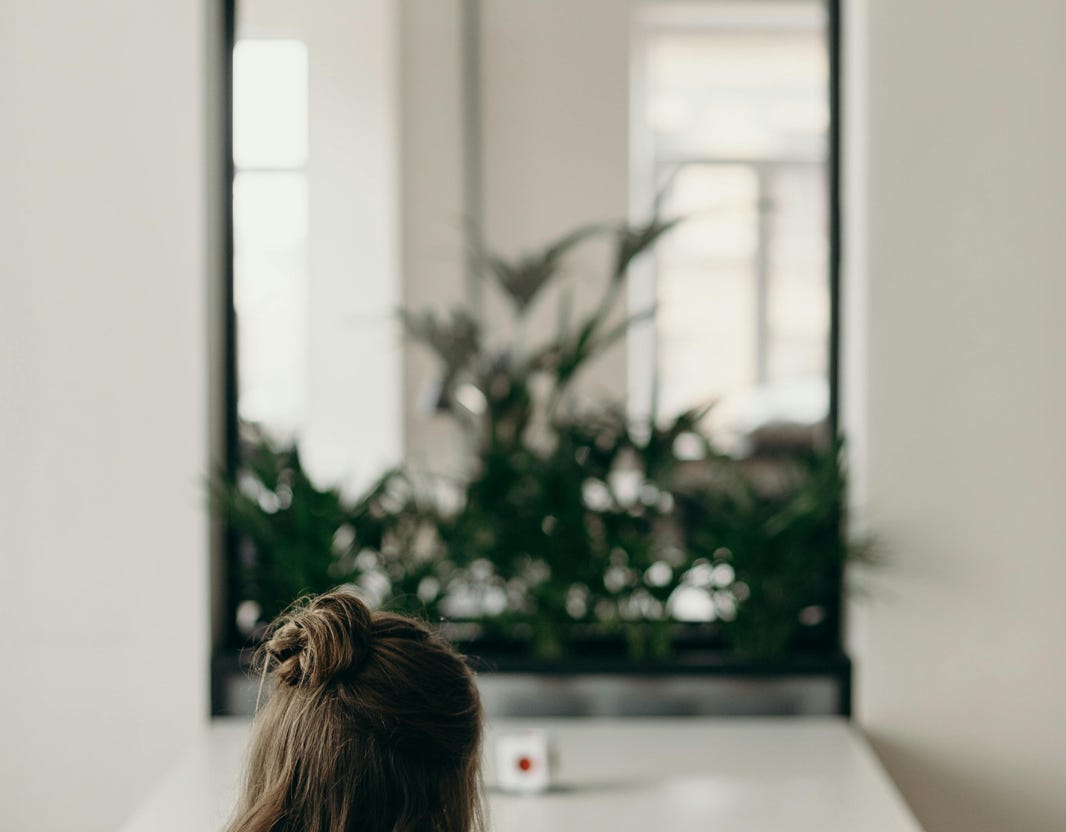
[479,0,631,404]
[0,2,212,830]
[853,1,1066,829]
[400,0,471,476]
[302,0,401,496]
[399,0,631,477]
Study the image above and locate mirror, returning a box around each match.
[231,0,833,496]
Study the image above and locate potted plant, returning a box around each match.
[215,217,861,671]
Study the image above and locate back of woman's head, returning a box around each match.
[227,590,484,832]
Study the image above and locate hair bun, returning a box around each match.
[263,591,374,687]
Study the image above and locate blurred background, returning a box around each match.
[2,1,1065,831]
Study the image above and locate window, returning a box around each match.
[631,2,832,454]
[232,39,310,440]
[229,4,401,495]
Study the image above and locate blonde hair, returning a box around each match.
[227,590,484,832]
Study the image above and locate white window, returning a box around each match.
[231,1,401,496]
[631,2,830,453]
[232,39,310,439]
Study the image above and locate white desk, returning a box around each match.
[120,717,921,832]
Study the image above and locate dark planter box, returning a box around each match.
[212,632,851,718]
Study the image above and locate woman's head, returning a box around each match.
[227,590,484,832]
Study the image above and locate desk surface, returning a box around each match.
[120,717,921,832]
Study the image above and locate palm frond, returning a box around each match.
[611,215,682,280]
[471,224,604,314]
[400,307,481,374]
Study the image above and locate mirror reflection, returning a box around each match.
[232,0,832,496]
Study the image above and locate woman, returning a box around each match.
[227,590,485,832]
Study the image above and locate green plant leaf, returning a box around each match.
[471,224,604,315]
[611,215,682,280]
